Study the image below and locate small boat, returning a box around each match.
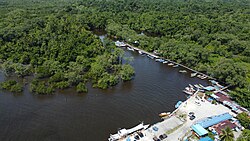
[199,84,205,88]
[191,72,197,77]
[147,54,154,59]
[127,47,134,51]
[200,75,207,79]
[155,58,165,63]
[194,84,201,89]
[108,122,149,141]
[159,112,171,117]
[138,51,144,55]
[189,84,194,88]
[163,61,168,64]
[115,41,127,47]
[175,101,183,108]
[173,64,179,68]
[179,70,187,73]
[168,63,174,66]
[183,90,193,95]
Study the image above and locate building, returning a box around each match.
[210,120,237,135]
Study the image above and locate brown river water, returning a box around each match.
[0,34,209,141]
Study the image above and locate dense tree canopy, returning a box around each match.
[0,0,250,108]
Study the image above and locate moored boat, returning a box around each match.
[108,122,149,141]
[168,63,174,66]
[173,64,179,68]
[155,58,165,63]
[179,70,187,73]
[183,90,193,95]
[159,112,171,117]
[115,41,127,47]
[163,61,168,64]
[127,47,134,51]
[147,54,154,59]
[138,51,144,55]
[191,72,197,77]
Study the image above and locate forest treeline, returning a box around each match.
[0,0,249,109]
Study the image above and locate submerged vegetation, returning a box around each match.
[0,0,135,94]
[0,0,249,108]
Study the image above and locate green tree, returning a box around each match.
[120,64,135,81]
[237,129,250,141]
[219,127,234,141]
[237,112,250,129]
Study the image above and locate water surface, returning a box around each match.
[0,46,209,141]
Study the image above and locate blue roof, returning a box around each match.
[196,113,232,128]
[199,136,214,141]
[191,124,208,136]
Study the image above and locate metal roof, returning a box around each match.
[199,136,214,141]
[196,113,232,128]
[191,124,208,136]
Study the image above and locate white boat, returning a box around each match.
[138,51,144,55]
[179,70,187,73]
[199,84,205,88]
[191,72,197,77]
[189,84,194,88]
[194,84,201,89]
[127,47,134,51]
[115,41,126,47]
[173,64,179,68]
[147,54,154,59]
[183,90,193,95]
[163,61,168,64]
[168,63,174,66]
[108,123,149,141]
[155,58,165,63]
[200,75,207,79]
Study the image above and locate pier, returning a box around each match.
[125,43,216,80]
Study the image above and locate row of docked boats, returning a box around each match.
[115,41,210,80]
[183,84,204,95]
[108,122,150,141]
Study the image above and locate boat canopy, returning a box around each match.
[127,123,144,134]
[175,101,182,108]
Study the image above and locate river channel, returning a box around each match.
[0,34,209,141]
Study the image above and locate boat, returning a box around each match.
[155,58,165,63]
[175,101,183,108]
[179,70,187,73]
[138,51,144,55]
[194,84,201,89]
[200,75,207,79]
[173,64,179,68]
[199,84,205,88]
[115,41,127,47]
[189,84,194,88]
[163,61,168,64]
[183,90,193,95]
[147,54,154,59]
[159,112,171,117]
[108,123,149,141]
[168,63,174,66]
[127,47,134,51]
[191,72,197,77]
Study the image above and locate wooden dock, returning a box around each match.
[125,43,216,80]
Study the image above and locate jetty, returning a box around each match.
[124,43,216,80]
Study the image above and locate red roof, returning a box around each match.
[212,120,237,135]
[215,92,231,103]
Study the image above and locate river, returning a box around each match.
[0,34,209,141]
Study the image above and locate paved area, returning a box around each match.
[167,94,233,140]
[123,93,234,141]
